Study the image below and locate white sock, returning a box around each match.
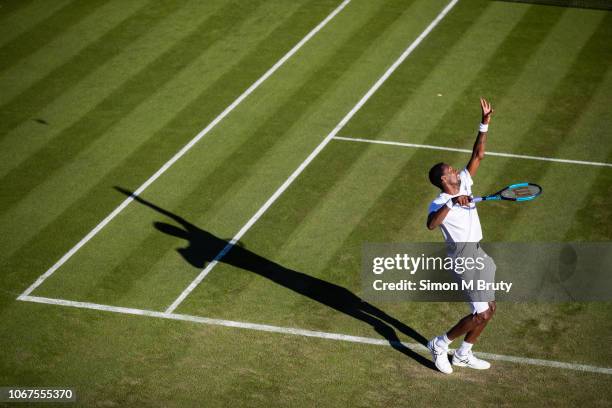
[456,341,473,356]
[435,333,452,349]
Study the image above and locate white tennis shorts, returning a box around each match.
[470,301,490,314]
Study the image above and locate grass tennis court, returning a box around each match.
[1,0,611,406]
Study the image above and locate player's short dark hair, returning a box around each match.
[429,162,446,189]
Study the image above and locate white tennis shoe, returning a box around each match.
[452,351,491,370]
[427,338,453,374]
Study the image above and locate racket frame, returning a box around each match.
[471,182,542,203]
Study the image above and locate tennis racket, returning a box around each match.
[471,182,542,203]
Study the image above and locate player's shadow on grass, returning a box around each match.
[116,187,435,370]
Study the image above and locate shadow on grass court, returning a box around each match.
[116,187,435,371]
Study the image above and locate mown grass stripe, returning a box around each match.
[0,0,187,138]
[0,0,73,48]
[0,0,109,72]
[561,70,612,240]
[0,0,35,18]
[0,0,261,218]
[0,0,149,107]
[512,12,612,159]
[0,0,226,180]
[564,151,612,240]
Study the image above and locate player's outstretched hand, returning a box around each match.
[452,195,471,207]
[480,97,493,124]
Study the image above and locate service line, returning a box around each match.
[333,136,612,168]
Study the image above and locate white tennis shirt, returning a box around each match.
[428,168,483,243]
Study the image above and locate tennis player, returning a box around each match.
[425,98,496,374]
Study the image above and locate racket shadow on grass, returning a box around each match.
[116,187,435,370]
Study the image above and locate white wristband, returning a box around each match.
[479,123,489,133]
[446,199,454,209]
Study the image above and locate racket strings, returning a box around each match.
[501,184,541,199]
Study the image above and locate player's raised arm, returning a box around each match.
[466,98,493,177]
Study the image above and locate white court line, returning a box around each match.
[17,0,352,300]
[334,136,612,168]
[165,0,461,314]
[18,295,612,375]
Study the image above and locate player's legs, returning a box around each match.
[452,247,496,364]
[428,301,495,373]
[446,302,493,341]
[464,301,495,343]
[428,245,496,373]
[451,302,495,369]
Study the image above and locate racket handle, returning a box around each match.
[471,197,483,203]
